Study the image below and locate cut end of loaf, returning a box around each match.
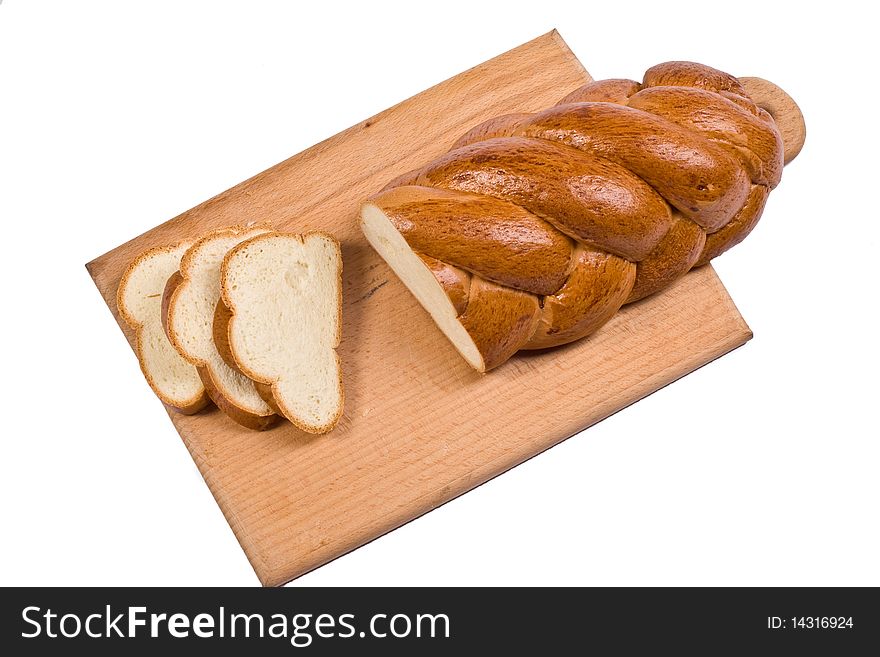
[360,202,486,372]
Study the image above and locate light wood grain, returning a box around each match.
[86,31,752,586]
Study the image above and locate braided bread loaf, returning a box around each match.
[360,61,801,372]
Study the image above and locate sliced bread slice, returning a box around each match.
[219,232,344,434]
[117,243,210,414]
[163,226,279,431]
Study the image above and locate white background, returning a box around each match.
[1,1,877,586]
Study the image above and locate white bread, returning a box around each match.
[163,226,279,431]
[360,202,485,370]
[220,232,344,434]
[117,243,209,414]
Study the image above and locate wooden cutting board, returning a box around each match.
[86,30,752,586]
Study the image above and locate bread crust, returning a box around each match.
[212,298,283,417]
[525,247,636,349]
[457,277,541,371]
[694,184,769,267]
[117,243,210,414]
[556,79,642,105]
[373,186,573,297]
[626,215,706,303]
[219,231,344,434]
[198,362,279,431]
[517,103,752,233]
[163,226,279,431]
[212,298,239,371]
[361,61,802,372]
[449,112,532,150]
[627,87,783,188]
[416,136,673,261]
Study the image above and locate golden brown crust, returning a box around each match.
[253,381,282,416]
[695,184,769,267]
[457,277,541,372]
[524,247,636,349]
[642,61,747,97]
[372,185,573,296]
[363,61,801,372]
[212,297,283,420]
[415,136,672,261]
[450,113,532,150]
[556,79,641,105]
[627,86,783,188]
[168,393,211,415]
[161,270,183,340]
[627,216,706,303]
[212,299,240,371]
[516,103,751,233]
[198,366,279,431]
[380,167,423,192]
